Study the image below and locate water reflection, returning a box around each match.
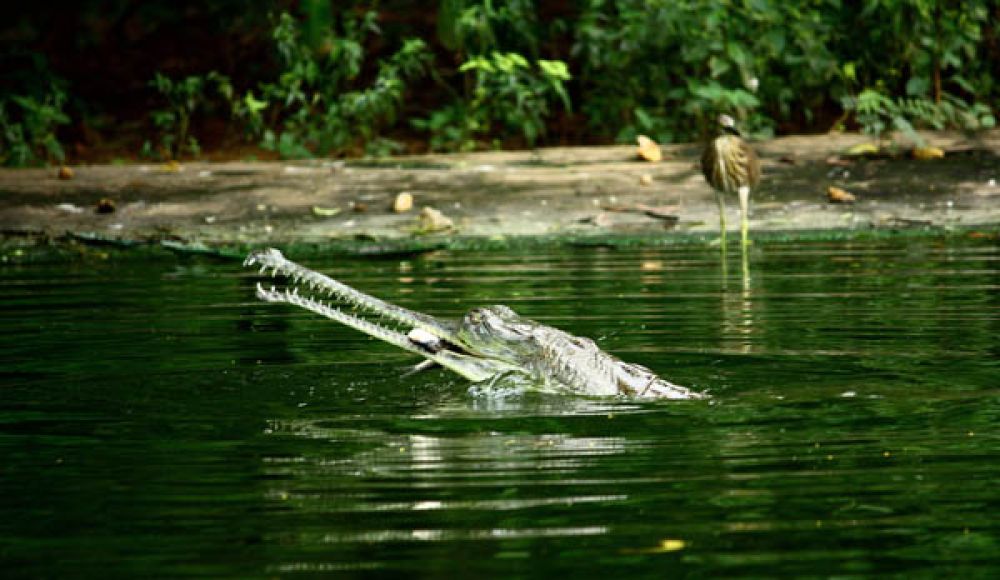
[718,246,758,355]
[1,238,997,577]
[258,405,645,554]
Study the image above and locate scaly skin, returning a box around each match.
[245,249,706,400]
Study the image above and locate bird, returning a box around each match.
[701,114,761,250]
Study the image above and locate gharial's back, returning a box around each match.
[515,320,702,399]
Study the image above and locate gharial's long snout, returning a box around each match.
[244,248,521,382]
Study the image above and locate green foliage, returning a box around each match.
[0,55,70,167]
[411,104,480,152]
[436,0,540,57]
[572,0,842,142]
[5,1,997,161]
[147,71,234,160]
[247,11,431,158]
[416,53,570,151]
[0,88,69,167]
[571,0,996,143]
[844,88,995,146]
[833,0,995,145]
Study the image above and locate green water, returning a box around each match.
[2,239,998,577]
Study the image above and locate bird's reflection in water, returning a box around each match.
[720,247,757,355]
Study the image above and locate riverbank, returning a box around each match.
[2,130,998,262]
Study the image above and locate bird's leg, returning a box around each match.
[715,190,728,249]
[741,244,751,288]
[737,185,751,250]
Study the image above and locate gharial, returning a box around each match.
[701,114,761,250]
[244,248,706,400]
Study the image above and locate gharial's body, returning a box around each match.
[245,249,704,400]
[701,114,761,249]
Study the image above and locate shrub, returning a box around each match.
[246,11,431,158]
[0,87,69,167]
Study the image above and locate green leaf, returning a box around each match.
[538,59,571,81]
[244,92,268,115]
[905,77,930,97]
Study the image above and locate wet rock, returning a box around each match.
[56,203,84,214]
[417,207,454,233]
[95,198,116,214]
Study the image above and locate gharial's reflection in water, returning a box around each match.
[259,408,646,544]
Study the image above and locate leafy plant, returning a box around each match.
[416,52,571,150]
[248,11,431,158]
[436,0,540,58]
[572,0,843,143]
[411,104,480,152]
[845,87,995,147]
[147,71,234,159]
[0,71,69,167]
[835,1,995,145]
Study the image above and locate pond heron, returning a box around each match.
[701,114,760,249]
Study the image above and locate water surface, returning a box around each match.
[2,238,998,576]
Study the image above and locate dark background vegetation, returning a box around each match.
[1,0,997,165]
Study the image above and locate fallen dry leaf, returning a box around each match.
[845,142,881,157]
[636,135,662,162]
[827,186,857,203]
[311,206,341,217]
[912,146,945,160]
[393,192,414,213]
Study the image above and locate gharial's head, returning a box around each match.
[455,305,537,361]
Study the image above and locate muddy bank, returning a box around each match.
[1,130,998,259]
